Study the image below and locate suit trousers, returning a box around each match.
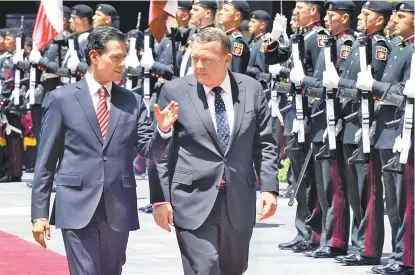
[313,141,349,250]
[379,149,405,264]
[175,192,253,275]
[344,144,384,258]
[61,196,129,275]
[286,136,321,244]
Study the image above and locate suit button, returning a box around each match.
[99,178,104,184]
[223,158,227,163]
[103,156,107,162]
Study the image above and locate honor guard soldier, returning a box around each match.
[93,4,120,29]
[63,6,72,36]
[246,10,271,89]
[289,0,355,259]
[355,1,414,274]
[69,5,94,53]
[323,1,393,266]
[274,0,327,254]
[0,28,25,183]
[386,5,404,51]
[218,0,251,73]
[0,29,7,56]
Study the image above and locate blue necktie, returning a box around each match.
[212,86,230,153]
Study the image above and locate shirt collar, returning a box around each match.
[203,71,231,96]
[85,72,113,97]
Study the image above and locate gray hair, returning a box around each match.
[193,27,231,54]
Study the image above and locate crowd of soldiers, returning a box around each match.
[0,0,413,274]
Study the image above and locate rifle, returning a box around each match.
[348,12,372,164]
[11,16,25,106]
[25,43,39,108]
[143,29,152,116]
[315,14,337,160]
[125,12,142,90]
[290,11,306,146]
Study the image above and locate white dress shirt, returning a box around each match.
[85,73,112,113]
[203,72,234,134]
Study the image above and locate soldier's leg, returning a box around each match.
[379,149,400,262]
[323,141,349,252]
[5,113,23,180]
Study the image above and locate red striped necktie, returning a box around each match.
[97,86,110,139]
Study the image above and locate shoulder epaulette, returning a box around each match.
[374,34,386,43]
[341,34,355,42]
[313,26,329,35]
[232,31,242,39]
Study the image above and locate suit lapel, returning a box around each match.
[225,72,246,155]
[103,84,122,150]
[187,79,222,151]
[74,78,103,145]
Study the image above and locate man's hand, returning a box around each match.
[403,79,415,98]
[152,203,174,232]
[290,65,305,86]
[257,192,278,221]
[32,219,50,249]
[354,128,362,143]
[271,14,287,41]
[356,65,374,91]
[323,62,340,90]
[154,101,179,133]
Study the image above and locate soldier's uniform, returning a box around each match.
[246,10,271,89]
[298,0,356,258]
[369,2,414,273]
[223,0,250,73]
[334,1,392,264]
[0,28,25,182]
[266,1,327,252]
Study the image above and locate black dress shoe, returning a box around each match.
[382,265,414,274]
[335,254,350,263]
[342,254,380,266]
[0,176,21,183]
[139,204,153,213]
[305,246,347,258]
[292,241,318,253]
[278,239,302,250]
[304,247,322,257]
[371,263,399,274]
[25,167,35,173]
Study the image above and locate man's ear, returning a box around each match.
[89,50,99,64]
[225,53,232,66]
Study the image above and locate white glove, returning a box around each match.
[403,79,415,98]
[354,128,362,143]
[141,50,154,70]
[356,65,374,91]
[335,119,343,136]
[269,64,282,76]
[29,49,42,64]
[12,50,24,65]
[323,62,340,90]
[125,52,140,69]
[67,50,80,72]
[290,65,305,86]
[271,14,287,41]
[393,135,402,153]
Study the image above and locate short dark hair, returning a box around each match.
[193,27,231,54]
[84,26,126,66]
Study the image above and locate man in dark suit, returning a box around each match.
[31,26,178,275]
[151,27,279,275]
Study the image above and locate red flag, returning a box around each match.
[32,0,63,51]
[149,0,178,42]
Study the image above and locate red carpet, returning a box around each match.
[0,230,69,275]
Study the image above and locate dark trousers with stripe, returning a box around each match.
[344,144,384,258]
[313,141,349,250]
[379,149,405,264]
[287,136,321,244]
[4,112,23,178]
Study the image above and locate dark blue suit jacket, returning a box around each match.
[31,78,171,231]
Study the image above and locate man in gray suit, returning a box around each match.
[151,27,279,275]
[31,26,179,275]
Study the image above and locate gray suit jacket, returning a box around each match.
[31,78,171,231]
[151,71,279,232]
